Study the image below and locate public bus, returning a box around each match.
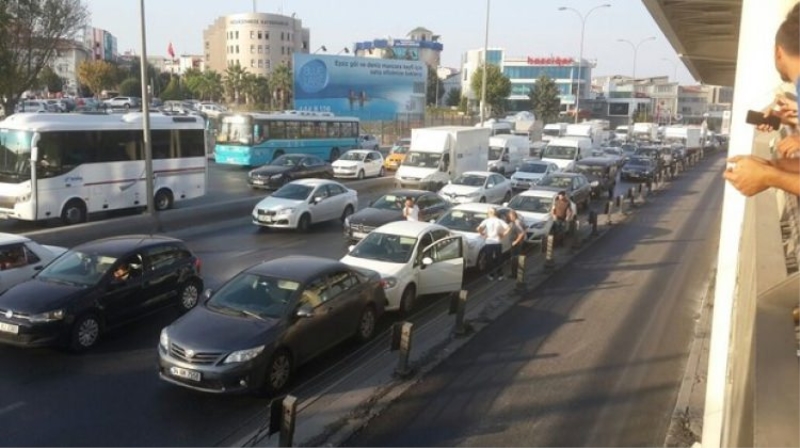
[213,110,360,166]
[0,112,207,225]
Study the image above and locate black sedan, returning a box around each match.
[343,190,451,242]
[620,156,657,182]
[158,256,387,395]
[533,172,593,211]
[247,154,333,189]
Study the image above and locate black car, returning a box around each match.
[344,190,450,242]
[634,146,663,170]
[248,154,333,189]
[0,235,203,351]
[620,156,657,182]
[621,143,638,162]
[158,256,387,395]
[534,173,593,211]
[574,157,618,200]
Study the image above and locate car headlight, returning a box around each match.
[381,277,398,289]
[29,309,64,323]
[270,174,283,179]
[223,345,265,364]
[277,207,295,215]
[159,328,169,350]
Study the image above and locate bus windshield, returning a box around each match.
[0,129,33,182]
[216,120,253,145]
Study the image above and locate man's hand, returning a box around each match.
[723,156,776,196]
[758,94,799,131]
[777,134,800,158]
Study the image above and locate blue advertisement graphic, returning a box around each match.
[293,54,427,121]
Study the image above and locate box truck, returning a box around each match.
[487,135,529,175]
[664,126,703,154]
[631,122,659,142]
[542,123,568,143]
[540,137,592,172]
[395,126,491,191]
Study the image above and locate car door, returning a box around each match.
[140,244,184,310]
[325,183,351,220]
[308,156,328,178]
[417,236,464,295]
[286,276,335,364]
[0,243,43,291]
[491,174,509,203]
[99,253,146,326]
[308,184,334,222]
[365,151,381,177]
[318,270,364,344]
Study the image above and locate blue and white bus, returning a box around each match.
[213,111,360,166]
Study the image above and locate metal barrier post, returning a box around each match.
[279,395,298,447]
[516,255,526,287]
[628,187,635,208]
[606,200,614,225]
[544,234,555,270]
[449,290,468,337]
[391,322,414,377]
[616,195,624,215]
[589,210,598,236]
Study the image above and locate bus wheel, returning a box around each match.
[330,148,340,162]
[154,189,174,211]
[61,199,87,225]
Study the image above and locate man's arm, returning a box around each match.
[773,155,800,173]
[768,166,800,196]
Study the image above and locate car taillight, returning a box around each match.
[193,258,202,274]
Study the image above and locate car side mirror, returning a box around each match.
[503,202,509,207]
[295,304,314,319]
[348,244,355,252]
[314,196,324,203]
[202,288,213,303]
[421,256,434,267]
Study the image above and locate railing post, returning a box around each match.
[515,255,526,288]
[628,187,635,208]
[449,290,469,337]
[617,195,624,215]
[544,234,555,270]
[390,321,414,377]
[589,210,598,236]
[606,200,614,225]
[279,395,297,447]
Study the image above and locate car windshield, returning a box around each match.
[437,209,488,232]
[340,151,367,161]
[37,250,117,287]
[626,158,651,167]
[575,165,606,176]
[216,119,253,145]
[542,145,577,160]
[207,273,299,319]
[488,147,504,161]
[538,176,573,189]
[402,151,441,168]
[0,129,33,182]
[603,148,622,156]
[508,195,553,214]
[371,194,406,210]
[272,183,313,200]
[518,162,548,174]
[270,155,305,167]
[350,232,417,263]
[452,174,486,187]
[621,144,637,153]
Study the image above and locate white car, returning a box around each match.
[510,160,560,190]
[0,234,66,292]
[332,149,385,180]
[438,171,512,205]
[505,190,559,242]
[341,221,464,313]
[358,134,380,150]
[251,179,357,232]
[435,203,512,272]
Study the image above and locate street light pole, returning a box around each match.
[559,4,611,124]
[617,36,655,125]
[479,0,490,124]
[138,0,155,217]
[661,58,680,125]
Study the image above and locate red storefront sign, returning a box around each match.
[526,56,574,66]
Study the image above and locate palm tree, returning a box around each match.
[269,63,293,110]
[198,70,223,102]
[252,75,271,106]
[224,64,247,104]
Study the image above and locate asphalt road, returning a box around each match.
[345,156,724,447]
[0,163,666,447]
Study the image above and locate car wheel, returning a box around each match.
[297,213,311,233]
[355,305,377,342]
[177,280,202,312]
[154,189,174,211]
[263,349,293,395]
[357,170,365,180]
[70,314,101,352]
[61,199,87,226]
[379,166,385,177]
[341,204,354,223]
[400,284,416,315]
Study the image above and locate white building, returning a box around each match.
[50,41,91,96]
[353,27,443,68]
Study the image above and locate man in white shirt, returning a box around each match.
[477,207,510,280]
[402,197,419,221]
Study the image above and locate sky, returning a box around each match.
[84,0,696,84]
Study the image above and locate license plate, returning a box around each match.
[170,366,201,382]
[258,216,273,223]
[0,322,19,334]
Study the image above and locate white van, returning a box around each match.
[542,123,568,143]
[540,137,591,171]
[475,119,513,136]
[487,135,529,175]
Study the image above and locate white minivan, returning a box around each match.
[487,135,529,176]
[540,137,592,172]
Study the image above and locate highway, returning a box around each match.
[0,159,685,447]
[345,156,723,446]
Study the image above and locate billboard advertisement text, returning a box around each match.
[293,53,427,121]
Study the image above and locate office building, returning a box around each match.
[353,27,443,67]
[83,27,118,61]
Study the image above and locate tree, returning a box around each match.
[459,95,468,114]
[38,66,63,94]
[193,70,223,101]
[269,63,293,110]
[224,64,247,104]
[160,77,189,101]
[445,88,461,107]
[528,74,561,124]
[241,74,269,105]
[426,68,444,106]
[118,77,141,97]
[469,64,511,116]
[77,60,115,98]
[0,0,89,114]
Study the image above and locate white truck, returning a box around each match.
[631,122,659,142]
[540,137,592,172]
[395,126,491,191]
[664,126,703,154]
[565,122,608,148]
[542,123,568,143]
[475,119,513,136]
[487,135,529,175]
[614,125,629,141]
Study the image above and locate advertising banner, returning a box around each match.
[293,53,427,121]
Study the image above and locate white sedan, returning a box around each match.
[252,179,358,232]
[510,160,560,190]
[341,221,464,313]
[505,190,560,242]
[438,171,512,205]
[332,150,385,180]
[0,234,66,292]
[435,203,512,272]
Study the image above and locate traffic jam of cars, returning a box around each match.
[0,122,714,397]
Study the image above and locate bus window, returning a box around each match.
[269,121,286,139]
[327,122,340,138]
[300,122,314,139]
[177,130,206,158]
[152,130,172,159]
[286,121,300,139]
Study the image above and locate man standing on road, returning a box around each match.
[402,197,419,221]
[477,207,510,281]
[505,209,527,280]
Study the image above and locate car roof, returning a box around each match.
[451,202,507,213]
[73,235,184,257]
[373,221,449,238]
[246,256,348,283]
[517,189,558,199]
[0,233,31,245]
[461,171,497,177]
[577,157,615,165]
[291,178,340,187]
[383,189,432,199]
[521,159,550,165]
[545,172,582,178]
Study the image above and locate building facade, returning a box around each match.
[203,13,310,75]
[83,27,118,61]
[460,48,594,113]
[353,27,443,68]
[50,41,91,96]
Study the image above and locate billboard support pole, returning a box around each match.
[479,0,490,124]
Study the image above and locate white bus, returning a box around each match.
[0,112,207,225]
